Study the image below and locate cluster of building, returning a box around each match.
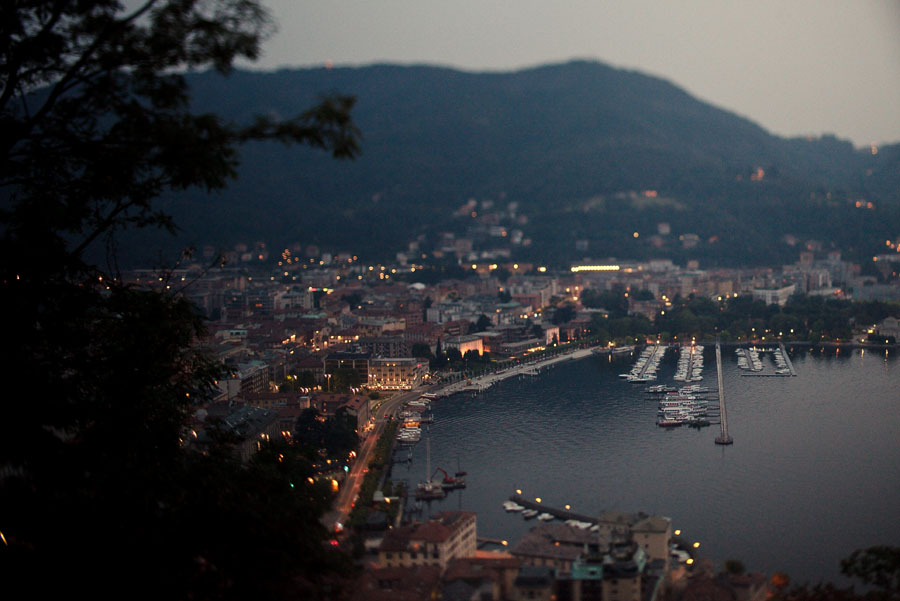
[132,243,897,464]
[186,391,372,466]
[352,509,768,601]
[126,230,885,600]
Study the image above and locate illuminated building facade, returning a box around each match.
[444,334,484,356]
[378,511,477,572]
[368,357,428,390]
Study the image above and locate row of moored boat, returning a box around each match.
[652,385,715,428]
[619,344,666,383]
[396,396,435,444]
[674,345,705,382]
[736,347,763,371]
[502,501,601,530]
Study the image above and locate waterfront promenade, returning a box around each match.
[324,345,600,530]
[437,347,596,396]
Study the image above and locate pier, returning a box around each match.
[635,343,665,379]
[738,343,797,377]
[779,342,797,376]
[714,340,733,445]
[674,342,703,382]
[477,537,509,549]
[508,494,606,524]
[685,345,700,374]
[623,342,665,382]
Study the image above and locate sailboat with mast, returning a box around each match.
[415,437,445,500]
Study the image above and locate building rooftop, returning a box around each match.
[202,401,278,440]
[351,566,442,601]
[324,351,371,360]
[445,334,484,343]
[444,555,520,584]
[380,512,476,551]
[370,357,423,365]
[512,523,605,562]
[632,515,671,533]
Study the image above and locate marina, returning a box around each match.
[619,342,666,382]
[738,342,797,377]
[397,346,898,586]
[778,342,797,376]
[674,343,705,382]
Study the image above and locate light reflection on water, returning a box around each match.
[391,347,899,584]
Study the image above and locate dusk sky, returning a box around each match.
[247,0,900,148]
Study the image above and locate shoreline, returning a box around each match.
[436,347,596,396]
[429,339,896,398]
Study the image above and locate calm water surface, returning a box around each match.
[392,347,900,584]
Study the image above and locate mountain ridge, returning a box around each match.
[129,59,897,267]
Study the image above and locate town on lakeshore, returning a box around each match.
[121,233,900,601]
[8,4,900,599]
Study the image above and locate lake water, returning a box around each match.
[391,346,900,585]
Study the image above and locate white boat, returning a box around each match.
[565,519,592,530]
[537,512,554,521]
[575,521,593,530]
[415,479,445,499]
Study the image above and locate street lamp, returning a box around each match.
[325,373,332,392]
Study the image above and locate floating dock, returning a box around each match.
[739,343,797,377]
[508,494,602,524]
[779,342,797,376]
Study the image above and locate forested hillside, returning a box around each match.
[134,61,899,267]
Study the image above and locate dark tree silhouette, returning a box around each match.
[0,2,359,599]
[841,546,900,599]
[474,313,493,331]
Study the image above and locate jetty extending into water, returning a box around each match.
[508,494,609,525]
[714,340,733,445]
[739,342,797,377]
[779,342,797,376]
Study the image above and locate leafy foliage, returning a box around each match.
[1,0,357,265]
[410,342,433,359]
[770,547,900,601]
[0,2,359,599]
[841,546,900,598]
[474,313,493,331]
[294,407,359,460]
[552,304,577,325]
